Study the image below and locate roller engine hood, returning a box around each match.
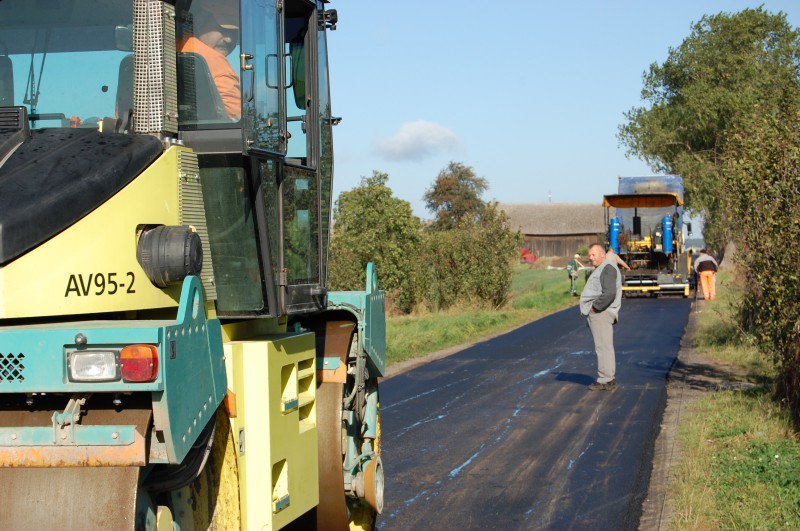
[0,120,162,265]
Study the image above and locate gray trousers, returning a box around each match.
[587,310,616,383]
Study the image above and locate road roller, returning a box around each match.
[0,0,385,528]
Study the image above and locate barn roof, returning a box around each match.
[499,203,610,236]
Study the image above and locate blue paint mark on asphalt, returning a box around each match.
[401,489,430,510]
[519,359,564,383]
[396,414,448,437]
[523,499,543,520]
[567,443,593,470]
[449,443,487,478]
[383,375,480,411]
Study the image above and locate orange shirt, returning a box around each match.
[178,36,240,119]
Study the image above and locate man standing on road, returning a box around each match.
[580,244,622,391]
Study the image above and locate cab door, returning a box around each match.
[279,0,326,313]
[175,0,332,317]
[240,0,329,315]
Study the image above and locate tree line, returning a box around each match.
[618,8,800,423]
[328,162,521,314]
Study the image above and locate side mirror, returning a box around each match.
[320,9,338,30]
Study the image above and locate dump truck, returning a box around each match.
[602,176,691,297]
[0,0,385,529]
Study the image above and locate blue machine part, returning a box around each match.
[0,276,226,465]
[327,262,386,377]
[610,217,621,254]
[662,216,674,254]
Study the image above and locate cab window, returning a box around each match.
[0,0,132,129]
[175,0,242,128]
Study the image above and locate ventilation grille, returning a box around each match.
[178,150,216,300]
[133,0,178,134]
[0,353,25,383]
[0,107,24,132]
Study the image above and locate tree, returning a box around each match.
[618,7,800,250]
[720,99,800,424]
[624,8,800,424]
[424,161,488,230]
[328,171,421,312]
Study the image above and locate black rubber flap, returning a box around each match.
[0,128,163,265]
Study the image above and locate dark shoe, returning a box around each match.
[588,379,617,391]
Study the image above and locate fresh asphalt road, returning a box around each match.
[377,298,691,530]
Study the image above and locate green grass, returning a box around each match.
[667,270,800,529]
[511,266,583,310]
[670,389,800,529]
[386,265,577,365]
[691,270,775,383]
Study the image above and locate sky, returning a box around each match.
[326,0,800,224]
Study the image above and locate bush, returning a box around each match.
[330,175,520,315]
[328,171,421,312]
[413,203,521,311]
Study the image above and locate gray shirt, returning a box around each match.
[580,258,622,319]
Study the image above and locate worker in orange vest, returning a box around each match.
[179,0,241,120]
[694,248,718,300]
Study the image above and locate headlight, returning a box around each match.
[67,350,120,382]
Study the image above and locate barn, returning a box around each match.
[499,203,610,258]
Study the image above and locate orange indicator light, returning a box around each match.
[120,344,159,382]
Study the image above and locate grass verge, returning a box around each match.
[667,270,800,529]
[386,265,578,365]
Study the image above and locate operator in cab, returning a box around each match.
[178,0,241,119]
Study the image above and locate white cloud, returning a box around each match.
[372,121,461,162]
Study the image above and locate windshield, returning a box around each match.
[618,209,678,235]
[0,0,133,129]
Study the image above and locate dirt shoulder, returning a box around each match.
[638,303,752,530]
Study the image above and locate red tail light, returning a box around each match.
[120,344,159,382]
